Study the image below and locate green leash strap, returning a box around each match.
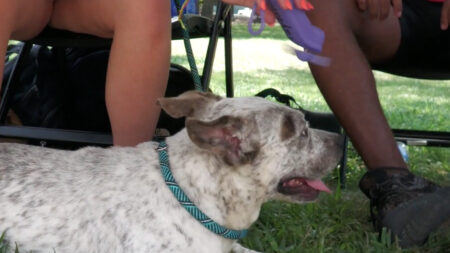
[173,0,204,91]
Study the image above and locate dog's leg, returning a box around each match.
[231,242,262,253]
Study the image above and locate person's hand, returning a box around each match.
[441,0,450,30]
[355,0,403,19]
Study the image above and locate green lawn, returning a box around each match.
[171,24,450,252]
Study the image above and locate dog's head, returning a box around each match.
[158,91,343,203]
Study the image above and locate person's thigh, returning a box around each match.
[50,0,170,38]
[307,0,401,64]
[1,0,53,93]
[49,0,116,38]
[0,0,53,40]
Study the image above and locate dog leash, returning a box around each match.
[156,140,248,240]
[173,0,203,91]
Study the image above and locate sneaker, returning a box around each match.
[359,167,450,248]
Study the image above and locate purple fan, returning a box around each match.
[248,0,329,66]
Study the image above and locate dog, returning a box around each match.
[0,91,343,253]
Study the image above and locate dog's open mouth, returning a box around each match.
[277,177,332,201]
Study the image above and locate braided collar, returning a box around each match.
[156,141,248,240]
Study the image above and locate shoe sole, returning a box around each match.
[382,187,450,248]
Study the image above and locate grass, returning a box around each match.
[3,24,449,252]
[172,23,450,252]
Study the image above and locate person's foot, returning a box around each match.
[359,167,450,248]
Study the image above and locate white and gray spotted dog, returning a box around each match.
[0,91,342,253]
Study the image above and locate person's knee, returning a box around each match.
[112,0,171,32]
[1,0,53,40]
[0,0,17,33]
[50,0,115,38]
[305,0,400,62]
[307,0,367,34]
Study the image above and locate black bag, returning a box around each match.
[2,44,194,136]
[3,44,66,129]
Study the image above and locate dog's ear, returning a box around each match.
[157,91,221,118]
[186,116,258,166]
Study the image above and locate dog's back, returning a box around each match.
[0,141,233,253]
[0,143,163,252]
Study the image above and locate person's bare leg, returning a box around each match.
[104,0,170,146]
[306,0,406,170]
[0,0,53,98]
[50,0,171,146]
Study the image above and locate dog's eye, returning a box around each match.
[301,129,308,137]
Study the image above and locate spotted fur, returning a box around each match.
[0,91,342,253]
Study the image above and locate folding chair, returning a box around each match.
[0,1,234,148]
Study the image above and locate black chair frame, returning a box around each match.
[374,68,450,148]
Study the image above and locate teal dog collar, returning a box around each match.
[157,141,248,240]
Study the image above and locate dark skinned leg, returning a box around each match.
[306,0,406,170]
[304,1,450,248]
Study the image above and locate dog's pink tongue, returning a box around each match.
[306,179,332,193]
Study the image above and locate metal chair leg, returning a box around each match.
[201,3,232,91]
[224,6,234,98]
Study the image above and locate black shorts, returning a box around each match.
[372,0,450,79]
